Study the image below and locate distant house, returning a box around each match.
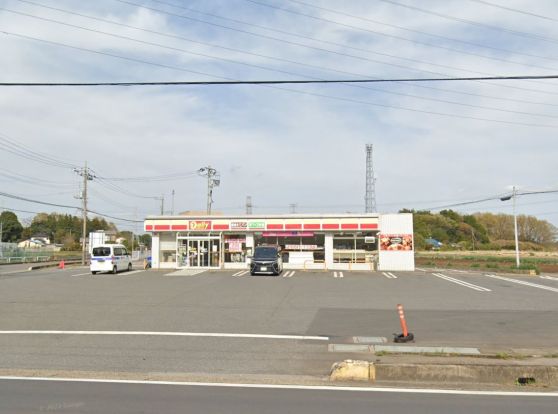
[18,238,47,248]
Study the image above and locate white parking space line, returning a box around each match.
[71,272,91,277]
[0,330,329,341]
[1,377,557,396]
[1,376,557,396]
[486,274,558,293]
[540,275,558,281]
[432,273,491,292]
[282,271,295,278]
[333,271,344,278]
[123,270,145,276]
[382,272,397,279]
[232,270,249,277]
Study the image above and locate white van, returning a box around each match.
[90,244,132,274]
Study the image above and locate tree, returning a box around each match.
[0,211,23,242]
[138,234,152,248]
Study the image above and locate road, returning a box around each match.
[0,266,557,380]
[0,378,556,414]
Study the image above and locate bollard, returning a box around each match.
[394,304,414,343]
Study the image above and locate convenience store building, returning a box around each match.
[144,213,414,271]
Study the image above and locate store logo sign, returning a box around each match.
[189,221,211,231]
[248,221,265,229]
[230,221,247,230]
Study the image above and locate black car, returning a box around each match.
[250,246,283,276]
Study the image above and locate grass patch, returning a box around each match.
[374,351,390,356]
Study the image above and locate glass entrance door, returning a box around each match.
[177,237,220,268]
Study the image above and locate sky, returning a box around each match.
[0,0,557,232]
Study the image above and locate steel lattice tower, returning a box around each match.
[246,196,253,215]
[365,144,377,213]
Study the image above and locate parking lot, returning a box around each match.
[1,265,557,379]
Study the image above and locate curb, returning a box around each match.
[330,360,558,387]
[27,261,81,271]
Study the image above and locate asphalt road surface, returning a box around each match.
[0,266,557,379]
[0,379,556,414]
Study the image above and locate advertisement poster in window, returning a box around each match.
[380,234,413,251]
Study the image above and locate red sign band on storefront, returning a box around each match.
[262,232,314,237]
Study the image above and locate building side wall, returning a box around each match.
[378,213,415,271]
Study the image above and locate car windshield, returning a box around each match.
[92,247,111,257]
[254,247,277,259]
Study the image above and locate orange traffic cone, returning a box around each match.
[58,260,65,269]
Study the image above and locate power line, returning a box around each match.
[424,189,558,211]
[0,133,78,169]
[97,171,200,182]
[245,0,558,70]
[3,74,558,86]
[16,2,558,111]
[378,0,558,45]
[3,30,557,128]
[0,190,143,223]
[284,0,558,62]
[3,5,558,118]
[93,1,555,108]
[115,0,558,98]
[468,0,558,23]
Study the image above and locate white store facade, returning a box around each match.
[144,213,414,271]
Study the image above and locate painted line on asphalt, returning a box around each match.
[540,275,558,281]
[0,376,556,396]
[71,272,91,277]
[282,271,295,278]
[333,271,344,278]
[233,270,249,277]
[486,274,558,293]
[0,330,329,341]
[382,272,397,279]
[0,269,31,275]
[432,273,491,292]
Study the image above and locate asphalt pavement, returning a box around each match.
[0,379,556,414]
[0,266,557,382]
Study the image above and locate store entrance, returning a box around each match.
[177,237,220,268]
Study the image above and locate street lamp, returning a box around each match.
[500,186,520,268]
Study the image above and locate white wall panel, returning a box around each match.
[378,214,415,271]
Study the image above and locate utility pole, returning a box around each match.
[171,189,175,215]
[289,203,297,214]
[160,194,165,215]
[198,166,220,215]
[74,162,95,265]
[365,144,377,213]
[246,196,252,215]
[0,220,3,258]
[500,186,520,268]
[512,186,520,268]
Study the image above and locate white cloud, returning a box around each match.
[0,0,557,227]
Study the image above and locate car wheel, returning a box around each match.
[112,266,117,274]
[91,271,97,275]
[127,263,132,271]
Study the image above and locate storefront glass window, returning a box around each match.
[333,233,377,263]
[224,234,247,263]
